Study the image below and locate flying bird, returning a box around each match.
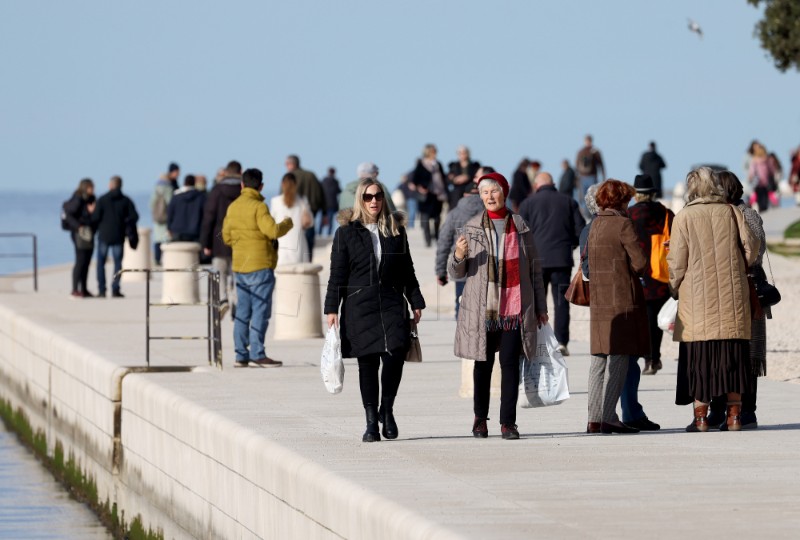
[687,18,703,39]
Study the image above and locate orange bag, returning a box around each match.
[650,214,670,283]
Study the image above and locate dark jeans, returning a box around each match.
[357,352,405,407]
[710,379,758,414]
[320,209,338,236]
[621,356,645,423]
[454,280,466,318]
[304,225,316,261]
[542,267,572,345]
[154,242,163,266]
[645,296,668,361]
[72,246,92,293]
[754,185,769,213]
[474,329,522,425]
[419,200,443,247]
[96,240,124,295]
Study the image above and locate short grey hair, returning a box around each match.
[686,166,725,202]
[356,162,379,179]
[584,183,600,216]
[478,178,503,194]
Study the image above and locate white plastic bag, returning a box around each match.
[320,326,344,394]
[519,323,570,408]
[657,298,678,334]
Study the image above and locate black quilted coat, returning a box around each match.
[324,210,426,359]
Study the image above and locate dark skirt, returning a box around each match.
[685,339,753,403]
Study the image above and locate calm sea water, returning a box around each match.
[0,426,111,539]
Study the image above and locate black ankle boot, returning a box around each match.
[379,398,398,440]
[362,404,381,442]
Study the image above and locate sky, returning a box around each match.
[1,0,799,196]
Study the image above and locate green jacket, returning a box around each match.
[222,187,293,273]
[294,168,326,214]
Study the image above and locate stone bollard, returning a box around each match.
[273,263,324,340]
[161,242,201,304]
[458,358,502,398]
[121,228,151,283]
[671,183,686,214]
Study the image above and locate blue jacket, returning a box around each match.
[167,188,206,241]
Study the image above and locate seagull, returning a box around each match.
[688,18,703,39]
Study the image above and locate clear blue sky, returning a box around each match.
[1,0,798,195]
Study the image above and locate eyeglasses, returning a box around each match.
[362,191,385,203]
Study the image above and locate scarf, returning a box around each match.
[482,210,522,330]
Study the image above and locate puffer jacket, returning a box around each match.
[448,213,547,362]
[435,194,484,279]
[222,187,293,273]
[324,210,425,359]
[667,197,759,342]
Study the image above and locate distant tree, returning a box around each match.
[748,0,800,72]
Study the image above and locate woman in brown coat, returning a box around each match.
[582,180,650,434]
[668,167,758,432]
[449,172,548,440]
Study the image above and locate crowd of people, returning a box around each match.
[61,135,783,442]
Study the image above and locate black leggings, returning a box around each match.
[72,246,93,293]
[358,352,405,407]
[474,329,523,425]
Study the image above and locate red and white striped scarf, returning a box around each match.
[482,211,522,330]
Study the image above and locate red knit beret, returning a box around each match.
[477,172,509,197]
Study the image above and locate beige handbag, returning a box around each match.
[405,322,422,362]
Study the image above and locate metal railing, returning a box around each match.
[117,268,223,369]
[0,233,38,291]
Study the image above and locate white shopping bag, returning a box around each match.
[320,326,344,394]
[657,298,678,334]
[519,323,570,408]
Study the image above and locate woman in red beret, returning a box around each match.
[448,173,548,440]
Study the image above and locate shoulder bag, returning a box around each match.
[565,241,590,306]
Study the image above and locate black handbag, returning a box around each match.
[752,255,781,307]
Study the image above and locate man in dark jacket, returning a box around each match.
[200,160,242,316]
[435,166,493,317]
[558,159,577,197]
[167,175,206,242]
[320,167,341,236]
[518,172,585,355]
[93,176,139,298]
[286,154,326,259]
[639,141,667,198]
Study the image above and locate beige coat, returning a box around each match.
[667,197,759,342]
[448,213,548,361]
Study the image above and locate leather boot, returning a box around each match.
[724,402,743,432]
[379,398,398,440]
[686,403,709,432]
[642,360,654,375]
[362,405,381,442]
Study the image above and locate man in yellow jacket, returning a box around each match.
[223,168,293,367]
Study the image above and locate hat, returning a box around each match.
[477,172,509,197]
[168,162,180,173]
[633,174,655,193]
[356,162,379,179]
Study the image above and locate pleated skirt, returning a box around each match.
[686,339,754,404]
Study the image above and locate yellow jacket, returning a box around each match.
[222,187,293,273]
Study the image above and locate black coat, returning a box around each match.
[200,177,241,257]
[558,166,576,195]
[446,160,481,208]
[518,185,585,268]
[410,159,446,213]
[324,210,426,359]
[639,150,667,196]
[168,188,206,241]
[93,189,139,245]
[508,169,532,209]
[63,192,94,233]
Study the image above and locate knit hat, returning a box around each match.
[168,162,180,173]
[477,172,509,197]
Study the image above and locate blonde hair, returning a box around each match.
[634,192,656,203]
[686,166,725,202]
[351,178,401,237]
[422,144,437,159]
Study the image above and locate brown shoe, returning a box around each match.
[251,358,283,367]
[650,360,663,374]
[686,404,709,432]
[725,402,742,432]
[472,417,488,438]
[586,422,602,434]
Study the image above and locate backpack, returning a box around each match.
[152,190,168,225]
[60,200,71,231]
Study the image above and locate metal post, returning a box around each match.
[146,269,151,367]
[207,270,212,367]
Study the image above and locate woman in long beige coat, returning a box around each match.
[449,172,548,440]
[668,167,758,432]
[581,180,651,435]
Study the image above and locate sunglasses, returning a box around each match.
[362,191,385,203]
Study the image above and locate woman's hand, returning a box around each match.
[327,314,338,329]
[454,235,468,260]
[536,313,549,328]
[413,309,422,324]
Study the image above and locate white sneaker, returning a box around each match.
[557,344,570,356]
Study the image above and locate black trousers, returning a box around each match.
[358,351,405,407]
[542,267,572,345]
[72,245,93,293]
[645,296,669,362]
[419,200,442,247]
[474,329,522,425]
